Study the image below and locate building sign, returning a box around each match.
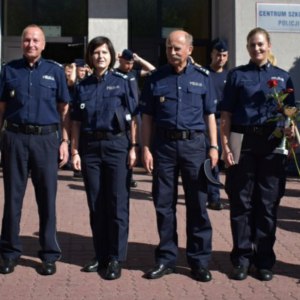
[40,26,61,37]
[256,3,300,32]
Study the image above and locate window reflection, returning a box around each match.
[4,0,87,37]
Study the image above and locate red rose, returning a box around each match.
[281,88,293,93]
[267,79,278,88]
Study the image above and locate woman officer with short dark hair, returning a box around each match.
[70,36,138,280]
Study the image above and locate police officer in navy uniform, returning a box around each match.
[70,36,138,280]
[0,25,70,275]
[116,49,155,187]
[205,39,229,211]
[140,30,218,282]
[220,27,295,281]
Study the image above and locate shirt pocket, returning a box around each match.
[184,86,204,108]
[5,78,24,105]
[40,78,57,101]
[103,88,123,111]
[153,85,173,107]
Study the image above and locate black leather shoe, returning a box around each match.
[0,258,17,274]
[130,179,138,188]
[145,264,174,279]
[233,265,248,280]
[191,265,212,282]
[256,269,273,281]
[207,201,224,211]
[81,258,108,272]
[41,261,56,275]
[105,261,121,280]
[82,259,99,272]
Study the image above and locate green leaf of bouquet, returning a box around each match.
[265,117,279,122]
[273,129,283,138]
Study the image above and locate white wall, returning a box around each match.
[88,0,128,56]
[234,0,300,102]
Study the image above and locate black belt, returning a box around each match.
[5,121,58,135]
[231,125,275,135]
[157,128,203,140]
[81,130,126,140]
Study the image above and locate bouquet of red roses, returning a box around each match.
[267,78,300,175]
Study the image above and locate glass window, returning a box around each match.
[161,0,210,39]
[129,0,158,38]
[4,0,87,37]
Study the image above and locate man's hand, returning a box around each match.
[58,141,69,168]
[208,148,218,169]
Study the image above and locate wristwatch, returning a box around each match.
[210,145,219,151]
[130,142,139,148]
[61,138,70,145]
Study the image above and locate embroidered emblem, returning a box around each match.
[80,103,85,109]
[160,96,165,103]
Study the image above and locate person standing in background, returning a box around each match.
[116,49,155,188]
[205,39,228,211]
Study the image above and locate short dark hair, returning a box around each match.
[85,36,116,70]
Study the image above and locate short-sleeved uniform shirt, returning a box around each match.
[219,60,295,126]
[71,69,138,132]
[205,65,228,114]
[0,56,70,125]
[139,62,217,131]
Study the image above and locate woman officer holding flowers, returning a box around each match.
[220,27,295,281]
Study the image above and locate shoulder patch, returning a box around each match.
[45,59,63,68]
[113,70,128,79]
[194,65,209,76]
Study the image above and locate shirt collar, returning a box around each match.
[167,60,191,74]
[249,59,271,71]
[93,68,110,82]
[22,55,43,69]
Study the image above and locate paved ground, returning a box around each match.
[0,167,300,300]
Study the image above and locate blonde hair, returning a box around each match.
[247,27,277,66]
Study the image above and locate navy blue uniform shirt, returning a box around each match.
[71,69,138,132]
[139,62,217,131]
[205,65,228,113]
[0,56,70,125]
[220,60,295,126]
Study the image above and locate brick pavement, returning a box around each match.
[0,167,300,300]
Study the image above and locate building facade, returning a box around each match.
[1,0,300,100]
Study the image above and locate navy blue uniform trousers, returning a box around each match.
[152,133,212,268]
[0,130,61,261]
[225,151,286,269]
[80,134,131,261]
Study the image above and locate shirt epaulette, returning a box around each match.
[45,59,63,68]
[273,65,289,75]
[113,70,128,80]
[194,65,209,76]
[147,68,158,77]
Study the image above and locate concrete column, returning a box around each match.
[88,0,128,54]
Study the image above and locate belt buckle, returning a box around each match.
[170,131,180,139]
[26,125,39,134]
[94,131,107,139]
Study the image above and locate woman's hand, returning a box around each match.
[128,147,138,169]
[223,150,236,168]
[71,153,81,171]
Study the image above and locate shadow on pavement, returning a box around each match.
[16,233,300,281]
